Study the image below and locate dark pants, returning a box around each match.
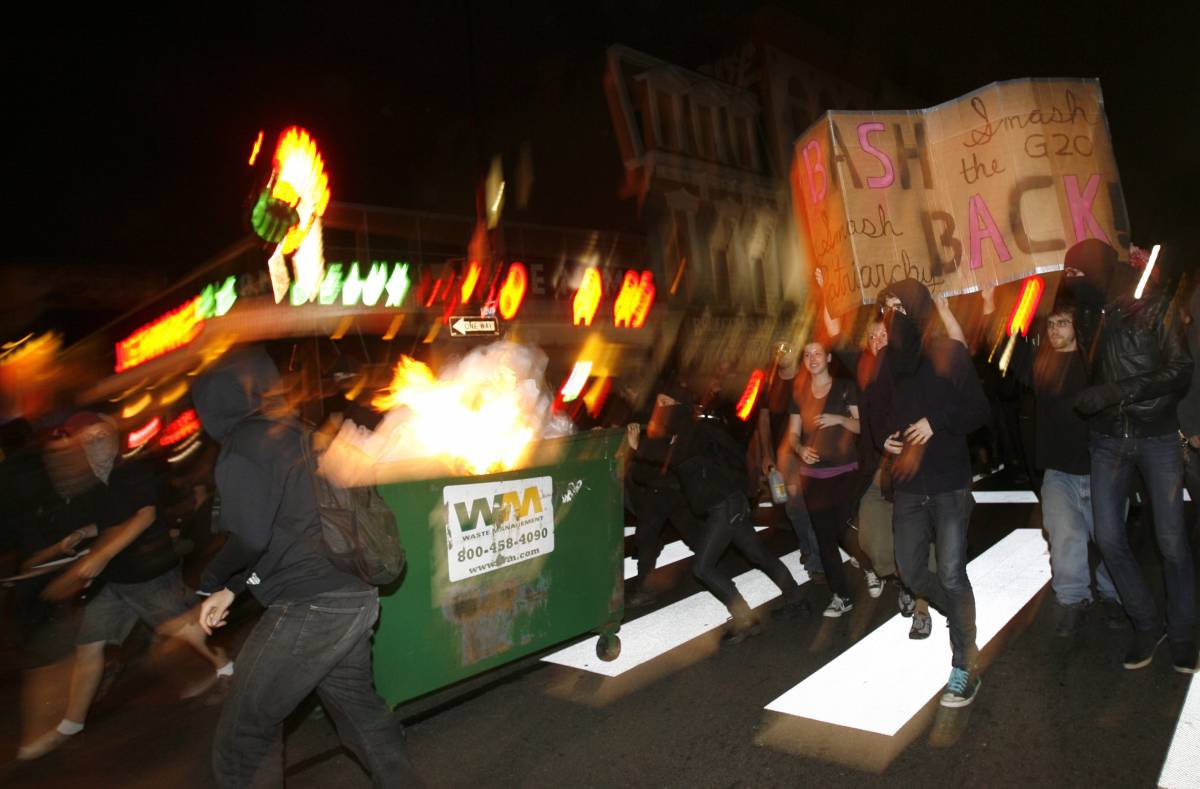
[1091,433,1196,644]
[893,489,978,669]
[213,588,419,788]
[1185,443,1200,536]
[694,492,800,609]
[803,472,859,598]
[629,483,696,581]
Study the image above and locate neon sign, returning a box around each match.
[291,262,410,308]
[613,270,655,328]
[159,409,200,447]
[116,298,204,373]
[573,268,602,327]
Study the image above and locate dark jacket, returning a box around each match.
[1176,285,1200,438]
[193,348,364,604]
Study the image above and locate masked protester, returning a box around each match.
[193,347,421,787]
[876,278,992,708]
[1065,239,1196,673]
[19,413,231,761]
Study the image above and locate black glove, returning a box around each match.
[1074,383,1123,416]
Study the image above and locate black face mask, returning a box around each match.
[887,311,922,377]
[666,404,693,435]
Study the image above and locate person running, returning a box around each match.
[786,341,863,618]
[877,278,991,708]
[19,413,232,760]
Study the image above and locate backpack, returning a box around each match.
[299,427,406,585]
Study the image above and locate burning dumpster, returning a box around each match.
[370,428,625,706]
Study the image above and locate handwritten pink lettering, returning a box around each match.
[857,122,895,189]
[1063,174,1111,245]
[801,139,827,205]
[966,193,1012,270]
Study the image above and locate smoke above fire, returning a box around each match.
[319,341,573,485]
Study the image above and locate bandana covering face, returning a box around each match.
[887,311,922,377]
[81,428,118,483]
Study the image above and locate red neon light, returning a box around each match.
[498,263,527,320]
[159,409,200,447]
[115,297,205,373]
[1007,276,1044,337]
[573,268,602,327]
[127,417,162,450]
[460,260,482,303]
[613,270,655,328]
[736,370,765,421]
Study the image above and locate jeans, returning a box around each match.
[893,489,978,670]
[857,470,895,578]
[694,492,801,610]
[784,484,823,574]
[213,588,419,788]
[1185,443,1200,533]
[1040,470,1119,605]
[803,472,858,598]
[1091,433,1196,643]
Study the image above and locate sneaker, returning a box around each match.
[1099,598,1126,630]
[1171,641,1199,674]
[1123,630,1166,670]
[909,611,932,640]
[1054,600,1090,638]
[940,667,981,708]
[823,594,853,618]
[865,570,884,598]
[897,587,916,618]
[17,729,72,761]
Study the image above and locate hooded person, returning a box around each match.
[192,346,421,787]
[874,277,991,708]
[1063,239,1197,674]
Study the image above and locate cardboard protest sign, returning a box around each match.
[790,79,1129,316]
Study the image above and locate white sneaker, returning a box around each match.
[865,570,885,598]
[823,594,854,618]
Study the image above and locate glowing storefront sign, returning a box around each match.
[159,409,200,446]
[573,268,602,327]
[127,416,162,449]
[498,263,527,320]
[291,262,411,308]
[613,270,655,328]
[115,298,204,373]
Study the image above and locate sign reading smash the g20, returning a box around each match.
[791,78,1130,316]
[443,476,554,581]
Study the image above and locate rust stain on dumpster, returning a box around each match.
[441,573,551,666]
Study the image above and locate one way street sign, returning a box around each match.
[449,316,500,337]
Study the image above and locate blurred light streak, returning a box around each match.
[736,369,765,421]
[330,317,353,341]
[127,417,162,450]
[498,263,527,320]
[382,315,404,341]
[461,260,482,303]
[115,297,204,373]
[1134,244,1161,300]
[1006,276,1044,337]
[560,361,593,403]
[159,409,200,446]
[248,130,264,166]
[121,393,152,419]
[573,268,602,326]
[613,270,655,328]
[167,435,204,464]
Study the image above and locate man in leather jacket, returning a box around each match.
[1066,239,1196,673]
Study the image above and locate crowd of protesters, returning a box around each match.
[0,237,1197,781]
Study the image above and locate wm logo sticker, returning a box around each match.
[452,486,543,532]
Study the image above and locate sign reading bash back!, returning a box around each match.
[791,79,1129,316]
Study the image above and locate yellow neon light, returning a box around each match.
[121,392,152,419]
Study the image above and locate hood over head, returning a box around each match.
[879,278,932,377]
[192,346,282,441]
[1063,238,1118,305]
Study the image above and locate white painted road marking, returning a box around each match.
[546,550,816,677]
[1159,674,1200,788]
[764,529,1050,736]
[621,527,768,581]
[973,490,1039,504]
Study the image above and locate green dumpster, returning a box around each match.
[372,428,625,706]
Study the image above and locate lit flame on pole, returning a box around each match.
[1134,244,1161,300]
[736,369,765,421]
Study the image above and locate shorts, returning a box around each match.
[76,566,195,647]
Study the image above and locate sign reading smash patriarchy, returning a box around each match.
[790,79,1130,315]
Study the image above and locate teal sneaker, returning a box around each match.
[940,667,981,708]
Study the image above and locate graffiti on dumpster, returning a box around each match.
[444,476,555,582]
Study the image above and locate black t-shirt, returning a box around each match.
[1033,348,1091,475]
[95,460,178,584]
[789,377,859,468]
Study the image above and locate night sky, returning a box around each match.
[2,2,1196,322]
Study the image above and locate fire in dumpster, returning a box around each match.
[320,341,573,484]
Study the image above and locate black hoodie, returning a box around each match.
[192,347,364,603]
[876,279,992,495]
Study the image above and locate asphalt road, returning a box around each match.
[3,476,1197,788]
